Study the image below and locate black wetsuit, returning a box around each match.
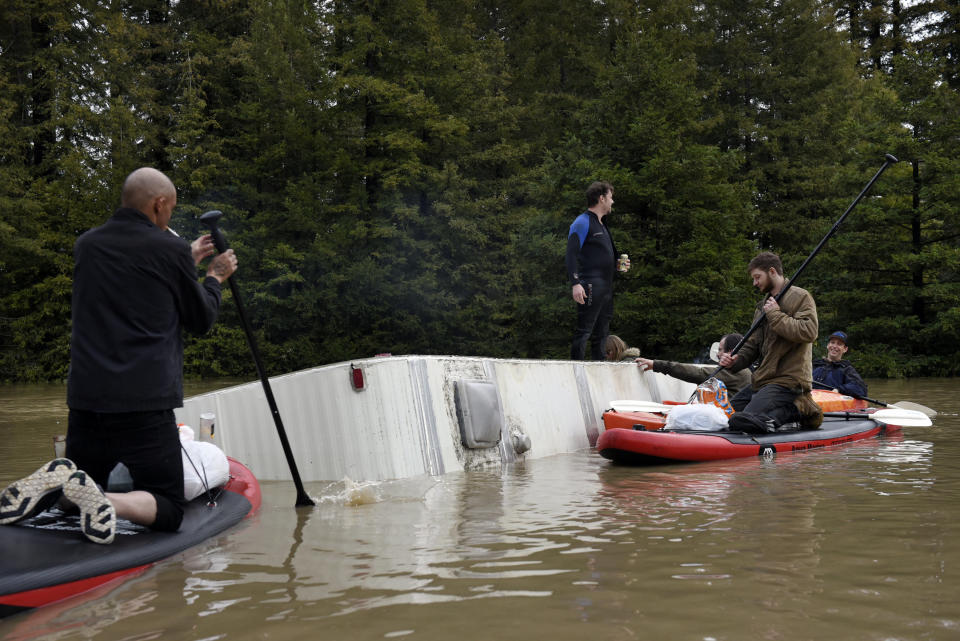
[565,210,617,360]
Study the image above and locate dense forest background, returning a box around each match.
[1,0,958,382]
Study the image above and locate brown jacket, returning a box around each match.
[730,285,818,392]
[651,360,752,396]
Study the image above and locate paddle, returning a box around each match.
[690,153,899,401]
[200,210,315,508]
[891,401,938,418]
[823,409,932,427]
[812,381,937,417]
[609,400,674,414]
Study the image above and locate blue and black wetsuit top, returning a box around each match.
[565,210,617,288]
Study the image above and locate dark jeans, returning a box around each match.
[730,384,801,426]
[66,409,186,531]
[571,280,614,360]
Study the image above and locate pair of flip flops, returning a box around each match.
[0,458,116,544]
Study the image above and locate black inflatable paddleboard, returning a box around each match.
[0,460,258,618]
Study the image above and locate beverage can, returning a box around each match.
[618,254,629,272]
[53,435,66,458]
[199,412,216,441]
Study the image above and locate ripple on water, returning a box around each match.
[2,380,959,640]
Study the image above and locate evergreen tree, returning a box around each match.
[2,0,959,380]
[0,0,115,380]
[915,0,960,87]
[285,0,522,361]
[695,0,869,257]
[523,0,756,360]
[821,0,960,375]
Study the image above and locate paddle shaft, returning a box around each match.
[823,411,876,419]
[812,380,889,407]
[811,380,936,417]
[200,211,315,507]
[692,154,899,396]
[822,409,931,426]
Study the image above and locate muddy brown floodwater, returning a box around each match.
[1,377,958,640]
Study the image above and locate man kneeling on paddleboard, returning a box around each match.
[718,252,822,432]
[0,168,237,544]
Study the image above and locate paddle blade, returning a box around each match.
[870,408,933,427]
[891,401,937,418]
[609,400,673,414]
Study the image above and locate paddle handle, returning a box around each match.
[690,154,898,400]
[812,380,887,407]
[774,153,898,304]
[199,211,315,507]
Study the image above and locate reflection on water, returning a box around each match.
[2,378,959,640]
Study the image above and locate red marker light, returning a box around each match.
[350,365,364,391]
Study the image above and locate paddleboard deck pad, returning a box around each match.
[0,458,259,618]
[597,416,900,465]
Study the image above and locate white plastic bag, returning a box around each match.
[180,426,230,500]
[665,403,730,432]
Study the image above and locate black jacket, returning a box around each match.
[812,358,867,397]
[67,208,222,412]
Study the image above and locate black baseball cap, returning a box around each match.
[828,331,848,345]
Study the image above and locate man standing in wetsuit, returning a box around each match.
[565,181,630,360]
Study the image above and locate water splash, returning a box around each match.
[316,477,383,506]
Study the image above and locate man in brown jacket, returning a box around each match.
[718,252,819,428]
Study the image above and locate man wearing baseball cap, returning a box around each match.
[812,330,867,397]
